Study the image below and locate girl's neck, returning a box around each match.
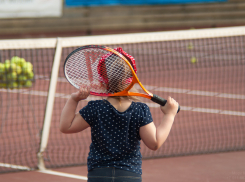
[106,97,132,112]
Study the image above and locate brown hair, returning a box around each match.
[101,54,140,102]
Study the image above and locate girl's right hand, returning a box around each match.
[160,96,179,116]
[71,85,90,102]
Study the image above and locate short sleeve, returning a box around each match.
[79,101,96,126]
[139,104,153,127]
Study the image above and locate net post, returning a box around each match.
[37,37,63,170]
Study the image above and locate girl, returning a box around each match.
[60,48,179,182]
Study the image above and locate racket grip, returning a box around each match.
[151,94,180,113]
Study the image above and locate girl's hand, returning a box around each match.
[71,85,90,102]
[160,96,179,116]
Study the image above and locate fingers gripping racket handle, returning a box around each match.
[151,94,180,113]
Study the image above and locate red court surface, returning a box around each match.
[1,151,245,182]
[0,32,244,181]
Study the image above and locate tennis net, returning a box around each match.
[0,26,244,173]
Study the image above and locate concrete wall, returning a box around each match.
[0,0,244,39]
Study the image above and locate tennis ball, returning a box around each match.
[22,63,32,74]
[191,57,198,64]
[11,56,20,64]
[9,63,17,72]
[0,63,5,75]
[26,62,33,70]
[4,60,11,71]
[26,71,34,79]
[18,75,27,81]
[18,75,27,83]
[24,80,32,87]
[16,65,22,74]
[8,81,18,89]
[187,43,194,50]
[18,58,26,67]
[7,72,17,81]
[5,60,10,64]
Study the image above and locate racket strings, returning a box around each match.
[65,48,133,94]
[102,54,132,93]
[65,52,89,87]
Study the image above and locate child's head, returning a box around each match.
[97,47,140,101]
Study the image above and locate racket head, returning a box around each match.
[64,45,139,97]
[64,45,180,113]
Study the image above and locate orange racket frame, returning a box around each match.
[64,45,180,113]
[104,47,153,99]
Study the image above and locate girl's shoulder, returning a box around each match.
[133,101,150,109]
[130,102,151,115]
[86,100,106,107]
[87,99,105,104]
[87,99,150,112]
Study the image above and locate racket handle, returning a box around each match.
[151,94,180,113]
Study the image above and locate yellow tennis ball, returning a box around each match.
[5,60,10,64]
[191,57,198,64]
[18,75,27,84]
[26,71,34,79]
[187,43,194,50]
[9,63,17,72]
[26,62,33,70]
[4,60,11,71]
[7,72,17,81]
[8,81,18,89]
[18,75,27,81]
[0,63,4,68]
[22,63,32,74]
[0,63,5,75]
[16,65,22,74]
[24,80,32,87]
[11,56,20,64]
[18,58,26,67]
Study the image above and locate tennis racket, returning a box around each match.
[64,45,180,113]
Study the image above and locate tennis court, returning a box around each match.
[1,151,245,182]
[0,26,244,181]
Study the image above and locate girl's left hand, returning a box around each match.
[71,85,90,102]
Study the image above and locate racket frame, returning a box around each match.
[64,45,153,99]
[64,45,180,113]
[102,46,153,99]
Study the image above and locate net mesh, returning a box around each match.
[0,27,245,173]
[0,48,55,173]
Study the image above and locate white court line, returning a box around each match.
[0,163,87,180]
[146,103,245,116]
[1,85,245,116]
[35,75,245,100]
[1,88,244,116]
[152,86,245,100]
[38,169,87,180]
[0,163,31,170]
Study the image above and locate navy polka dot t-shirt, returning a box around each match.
[79,99,153,174]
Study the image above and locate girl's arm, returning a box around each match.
[139,96,179,151]
[60,86,90,134]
